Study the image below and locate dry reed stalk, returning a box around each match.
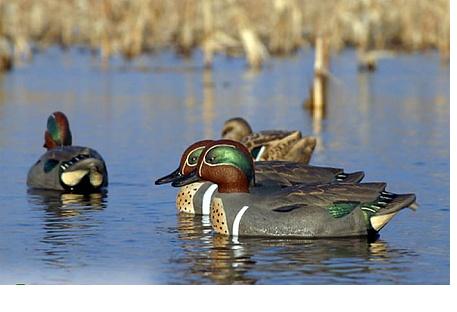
[97,0,114,63]
[175,0,198,56]
[269,0,304,54]
[121,1,147,60]
[202,0,214,67]
[0,0,450,72]
[230,1,269,69]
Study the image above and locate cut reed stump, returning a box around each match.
[304,36,329,120]
[357,49,396,72]
[0,37,13,72]
[357,49,377,72]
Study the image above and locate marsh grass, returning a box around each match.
[0,0,450,71]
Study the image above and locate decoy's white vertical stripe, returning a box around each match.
[255,146,266,161]
[202,184,218,215]
[232,206,249,236]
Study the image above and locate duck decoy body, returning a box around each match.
[27,112,108,192]
[155,140,364,215]
[172,140,417,238]
[221,117,316,163]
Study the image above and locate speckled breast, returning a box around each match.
[176,182,217,215]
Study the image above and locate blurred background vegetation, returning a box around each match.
[0,0,450,72]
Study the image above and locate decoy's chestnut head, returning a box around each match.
[43,111,72,150]
[154,139,214,185]
[172,139,255,193]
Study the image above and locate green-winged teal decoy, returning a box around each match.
[172,140,417,238]
[221,117,316,163]
[27,112,108,192]
[155,140,364,215]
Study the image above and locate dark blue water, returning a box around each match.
[0,48,449,284]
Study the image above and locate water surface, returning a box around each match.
[0,48,449,284]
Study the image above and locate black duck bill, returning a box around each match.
[154,167,182,185]
[155,139,214,185]
[171,171,202,187]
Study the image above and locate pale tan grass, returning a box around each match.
[0,0,450,71]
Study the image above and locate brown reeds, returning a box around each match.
[0,0,450,72]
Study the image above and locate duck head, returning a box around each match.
[172,140,255,193]
[43,111,72,149]
[154,140,214,185]
[221,117,253,141]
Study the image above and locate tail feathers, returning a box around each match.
[336,171,365,183]
[301,137,317,162]
[380,193,416,215]
[284,136,317,164]
[263,131,301,161]
[364,192,416,231]
[360,182,387,193]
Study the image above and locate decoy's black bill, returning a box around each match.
[171,171,202,187]
[155,167,182,185]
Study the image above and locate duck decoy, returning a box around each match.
[172,140,417,238]
[155,140,364,215]
[27,112,108,192]
[221,117,316,163]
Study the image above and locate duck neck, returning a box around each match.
[217,179,250,193]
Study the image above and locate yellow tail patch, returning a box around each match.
[370,212,398,231]
[90,170,103,187]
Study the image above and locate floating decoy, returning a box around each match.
[155,140,364,215]
[172,140,416,238]
[27,112,108,192]
[221,117,316,163]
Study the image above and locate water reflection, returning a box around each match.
[174,214,417,284]
[356,71,373,146]
[303,81,328,153]
[0,49,447,284]
[174,214,256,284]
[27,190,108,270]
[202,69,215,138]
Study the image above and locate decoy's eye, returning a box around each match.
[190,156,197,163]
[208,156,217,163]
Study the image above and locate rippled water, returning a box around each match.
[0,48,449,284]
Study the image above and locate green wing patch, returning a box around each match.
[43,159,60,173]
[327,201,360,218]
